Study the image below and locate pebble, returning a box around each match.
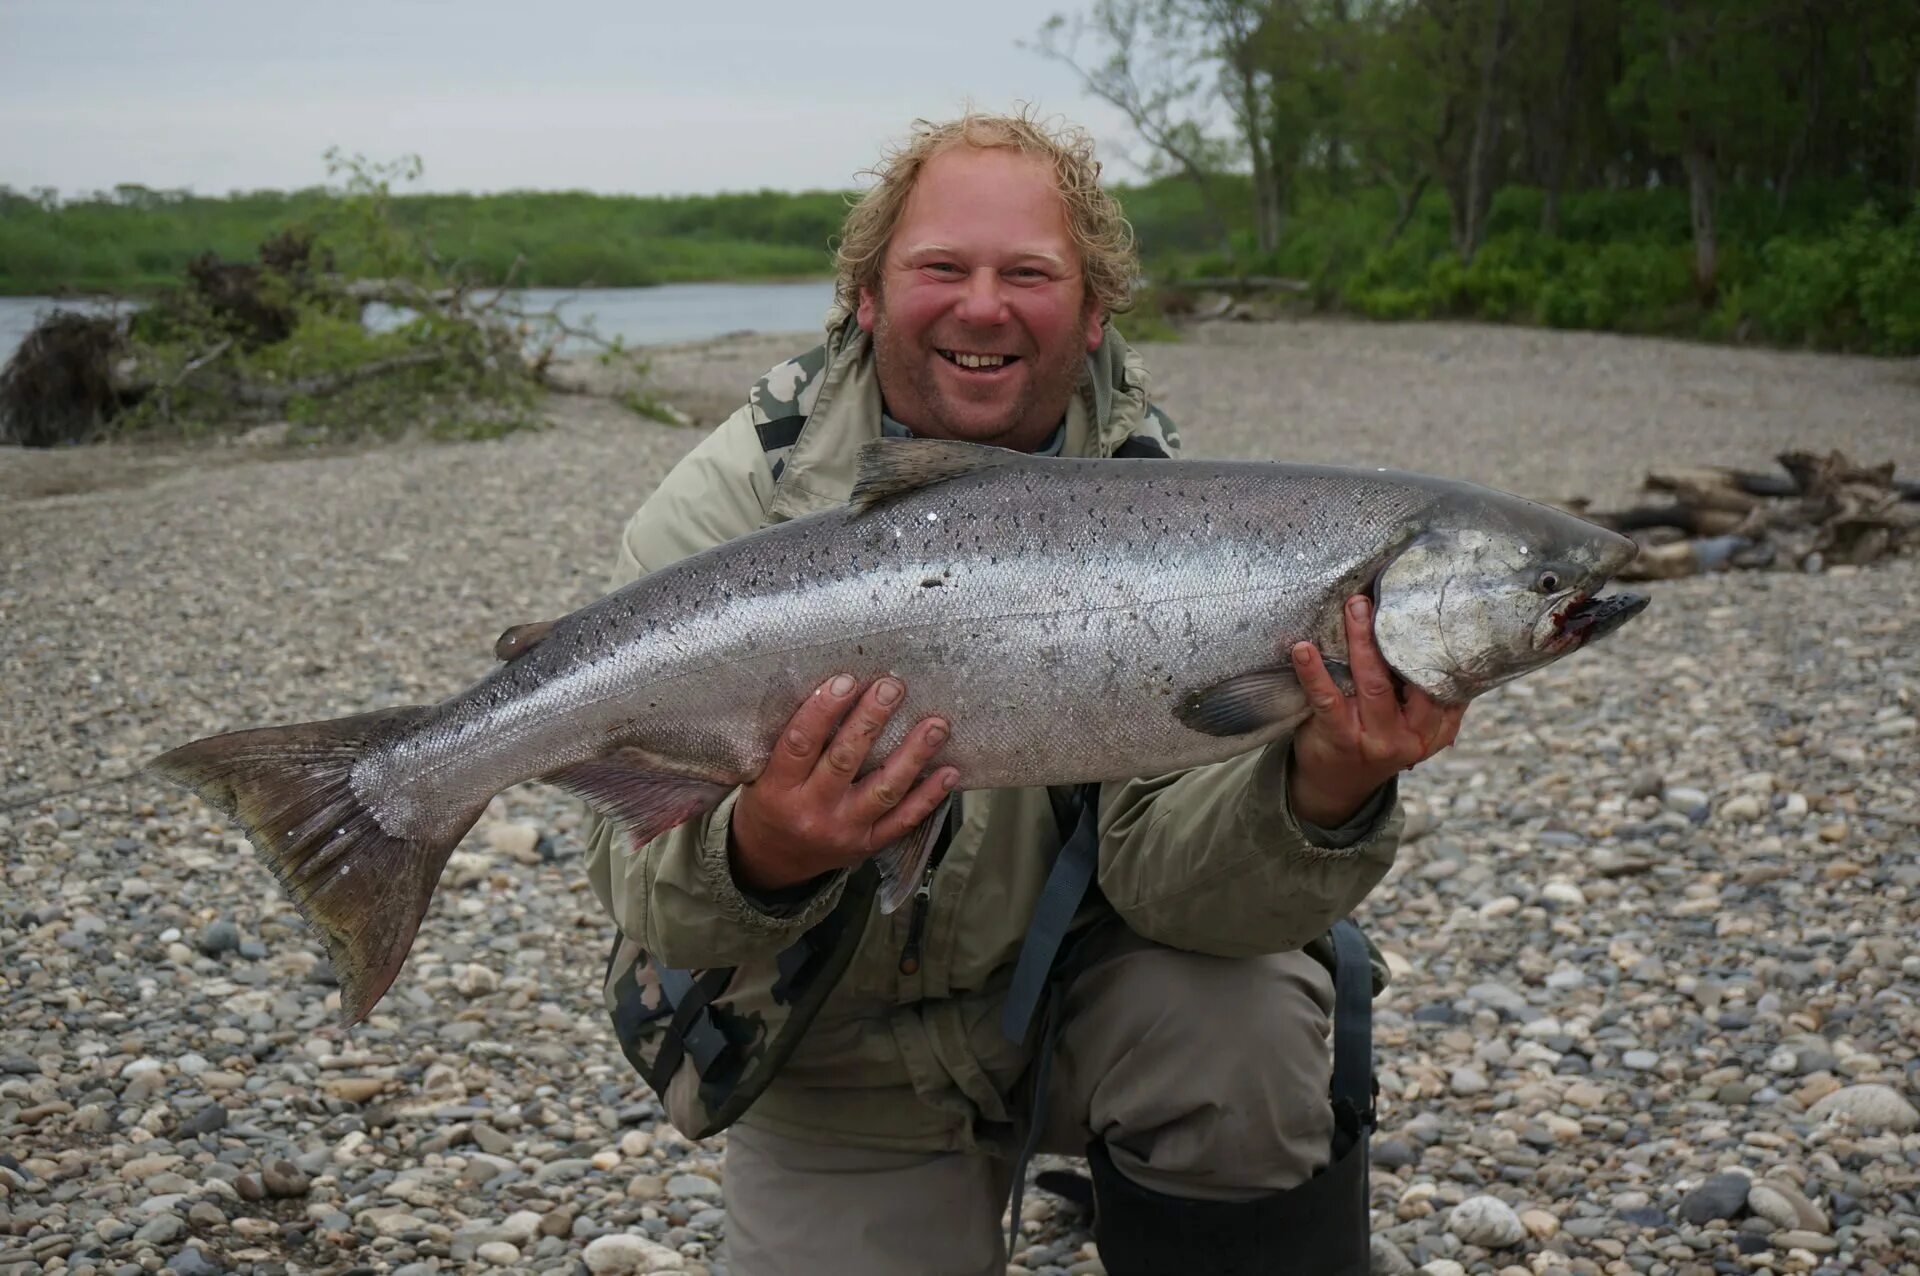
[1679,1172,1751,1224]
[195,919,239,955]
[1806,1083,1920,1131]
[667,1172,724,1200]
[1449,1066,1489,1095]
[1446,1196,1526,1248]
[583,1233,686,1273]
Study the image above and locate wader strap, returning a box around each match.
[1329,918,1376,1129]
[1005,924,1094,1255]
[1000,785,1100,1045]
[648,965,731,1089]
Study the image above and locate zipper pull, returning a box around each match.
[898,874,933,975]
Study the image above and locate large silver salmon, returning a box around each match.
[152,439,1647,1023]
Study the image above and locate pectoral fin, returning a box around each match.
[1176,668,1315,737]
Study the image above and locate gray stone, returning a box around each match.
[1369,1235,1417,1276]
[134,1215,184,1244]
[1807,1084,1919,1131]
[582,1233,685,1273]
[1465,982,1531,1020]
[164,1249,221,1276]
[666,1173,723,1200]
[1449,1066,1490,1095]
[261,1159,310,1197]
[179,1103,227,1137]
[196,920,240,956]
[1679,1173,1751,1224]
[1446,1195,1526,1248]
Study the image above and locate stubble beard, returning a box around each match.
[869,295,1088,449]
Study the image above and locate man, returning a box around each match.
[584,110,1466,1276]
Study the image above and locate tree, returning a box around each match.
[1033,1,1239,255]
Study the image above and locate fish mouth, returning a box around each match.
[1552,590,1649,650]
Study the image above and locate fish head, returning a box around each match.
[1371,500,1647,704]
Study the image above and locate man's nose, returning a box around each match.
[953,267,1010,326]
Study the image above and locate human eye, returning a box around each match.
[922,260,963,277]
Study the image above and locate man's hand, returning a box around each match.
[1287,595,1467,828]
[730,674,958,894]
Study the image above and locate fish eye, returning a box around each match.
[1535,569,1562,593]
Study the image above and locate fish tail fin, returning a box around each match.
[147,706,473,1026]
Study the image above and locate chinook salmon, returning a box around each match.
[151,439,1647,1023]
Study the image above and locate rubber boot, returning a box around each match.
[1086,1130,1370,1276]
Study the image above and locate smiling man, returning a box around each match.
[584,111,1464,1276]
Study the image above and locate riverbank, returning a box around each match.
[8,316,1916,508]
[6,318,1917,1276]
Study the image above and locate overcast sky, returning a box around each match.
[0,0,1152,198]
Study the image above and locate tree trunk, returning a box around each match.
[1235,59,1282,256]
[1684,145,1718,300]
[1461,0,1514,262]
[1911,67,1920,194]
[1665,5,1718,300]
[1775,3,1826,212]
[1540,0,1584,236]
[1324,0,1351,193]
[1386,174,1434,247]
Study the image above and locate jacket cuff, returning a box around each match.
[697,790,847,931]
[1260,741,1401,853]
[1296,780,1397,849]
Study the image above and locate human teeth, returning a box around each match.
[944,351,1007,369]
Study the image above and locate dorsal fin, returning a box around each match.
[494,620,557,662]
[849,438,1025,514]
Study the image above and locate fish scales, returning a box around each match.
[360,462,1438,843]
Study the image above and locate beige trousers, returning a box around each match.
[721,934,1338,1276]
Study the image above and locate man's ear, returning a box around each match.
[856,287,879,333]
[1083,304,1105,352]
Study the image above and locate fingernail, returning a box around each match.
[1348,597,1368,618]
[829,674,856,696]
[1292,644,1312,664]
[926,722,948,746]
[875,679,903,705]
[941,770,958,791]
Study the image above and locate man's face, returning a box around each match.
[856,146,1105,451]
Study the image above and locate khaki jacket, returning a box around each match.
[584,311,1403,1154]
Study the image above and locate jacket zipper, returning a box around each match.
[898,871,934,975]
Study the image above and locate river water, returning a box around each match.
[0,280,838,366]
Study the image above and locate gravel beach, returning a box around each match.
[4,318,1917,1276]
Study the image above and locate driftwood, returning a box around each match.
[0,230,647,444]
[1581,450,1918,578]
[0,311,133,446]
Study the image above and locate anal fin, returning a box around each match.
[547,748,733,851]
[873,794,955,913]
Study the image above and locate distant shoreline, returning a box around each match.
[0,274,838,301]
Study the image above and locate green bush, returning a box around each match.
[1724,203,1920,353]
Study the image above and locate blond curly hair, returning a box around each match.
[834,108,1138,316]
